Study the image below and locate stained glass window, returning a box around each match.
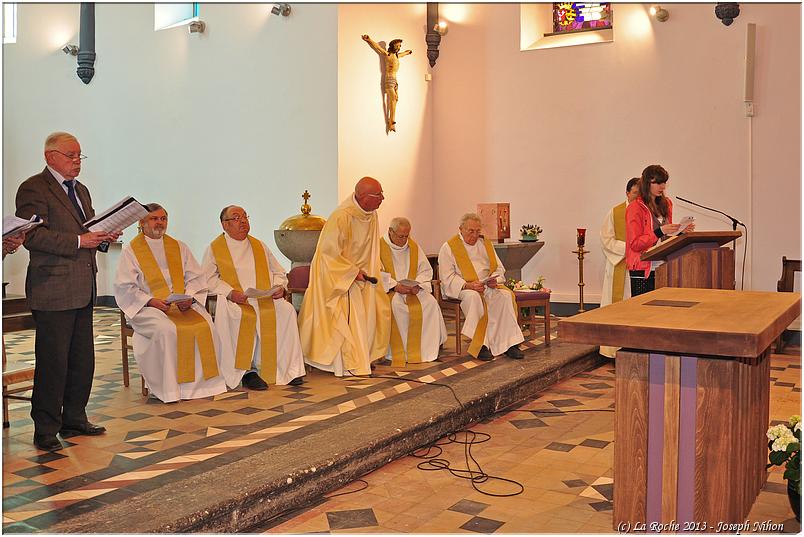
[551,3,612,34]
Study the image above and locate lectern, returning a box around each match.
[641,231,742,290]
[559,287,801,529]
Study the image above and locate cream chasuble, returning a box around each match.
[380,234,446,366]
[599,201,631,358]
[437,235,524,357]
[202,234,306,387]
[114,234,226,403]
[298,195,391,376]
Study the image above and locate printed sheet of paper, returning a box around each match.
[3,215,42,238]
[165,294,192,304]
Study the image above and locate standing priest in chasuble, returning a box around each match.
[201,205,306,391]
[437,213,525,361]
[598,178,639,358]
[114,204,226,402]
[298,177,391,377]
[380,217,447,366]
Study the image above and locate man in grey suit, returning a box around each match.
[15,132,120,451]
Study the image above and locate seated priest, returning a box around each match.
[380,217,447,365]
[114,203,227,402]
[437,213,525,361]
[201,205,306,391]
[298,177,391,377]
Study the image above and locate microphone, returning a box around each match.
[675,196,745,231]
[364,275,378,284]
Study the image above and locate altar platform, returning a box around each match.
[3,306,602,533]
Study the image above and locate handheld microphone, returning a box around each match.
[364,275,378,284]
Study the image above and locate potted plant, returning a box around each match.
[520,224,542,242]
[767,415,801,522]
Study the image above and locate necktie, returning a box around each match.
[64,180,87,222]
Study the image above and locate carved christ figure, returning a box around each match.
[361,34,412,132]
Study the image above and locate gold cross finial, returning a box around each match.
[301,190,311,215]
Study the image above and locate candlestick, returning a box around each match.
[572,246,590,313]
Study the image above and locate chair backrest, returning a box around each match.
[288,265,311,290]
[777,256,802,293]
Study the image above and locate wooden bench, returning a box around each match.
[2,296,36,427]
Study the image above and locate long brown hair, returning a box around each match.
[639,164,670,218]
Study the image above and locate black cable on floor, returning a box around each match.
[350,374,526,498]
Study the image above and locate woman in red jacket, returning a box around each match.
[626,164,692,296]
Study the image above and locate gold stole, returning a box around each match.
[210,234,278,384]
[447,235,516,358]
[130,233,219,383]
[612,202,628,303]
[380,238,423,366]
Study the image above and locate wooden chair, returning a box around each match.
[514,291,552,345]
[433,279,464,356]
[120,310,148,396]
[2,297,36,427]
[776,256,801,353]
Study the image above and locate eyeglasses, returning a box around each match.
[223,215,249,222]
[366,192,384,198]
[48,150,87,161]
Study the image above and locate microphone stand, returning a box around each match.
[675,196,747,289]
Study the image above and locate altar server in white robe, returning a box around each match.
[380,217,447,365]
[114,204,227,402]
[438,213,525,361]
[202,205,306,390]
[599,178,639,358]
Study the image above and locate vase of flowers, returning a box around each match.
[767,415,801,522]
[520,224,542,242]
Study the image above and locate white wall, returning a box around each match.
[337,3,436,252]
[4,3,800,303]
[431,3,801,301]
[2,3,339,296]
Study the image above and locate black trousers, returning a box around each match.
[630,271,656,297]
[30,302,95,435]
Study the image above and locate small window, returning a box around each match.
[548,3,612,36]
[154,3,199,31]
[3,3,17,44]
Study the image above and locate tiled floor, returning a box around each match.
[2,306,555,532]
[259,349,803,534]
[3,308,800,534]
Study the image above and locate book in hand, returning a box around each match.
[84,196,149,233]
[165,293,193,304]
[396,279,422,288]
[244,285,284,298]
[3,214,43,238]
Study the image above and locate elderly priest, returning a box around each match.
[380,217,447,365]
[202,205,306,390]
[298,177,391,377]
[437,213,525,361]
[114,203,226,402]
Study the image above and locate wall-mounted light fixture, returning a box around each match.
[425,3,443,68]
[271,3,291,17]
[62,44,79,56]
[649,5,669,22]
[715,2,740,26]
[434,20,448,36]
[188,20,206,34]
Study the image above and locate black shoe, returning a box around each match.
[288,376,305,386]
[242,371,269,391]
[34,434,63,451]
[505,345,524,360]
[59,422,106,438]
[477,346,493,361]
